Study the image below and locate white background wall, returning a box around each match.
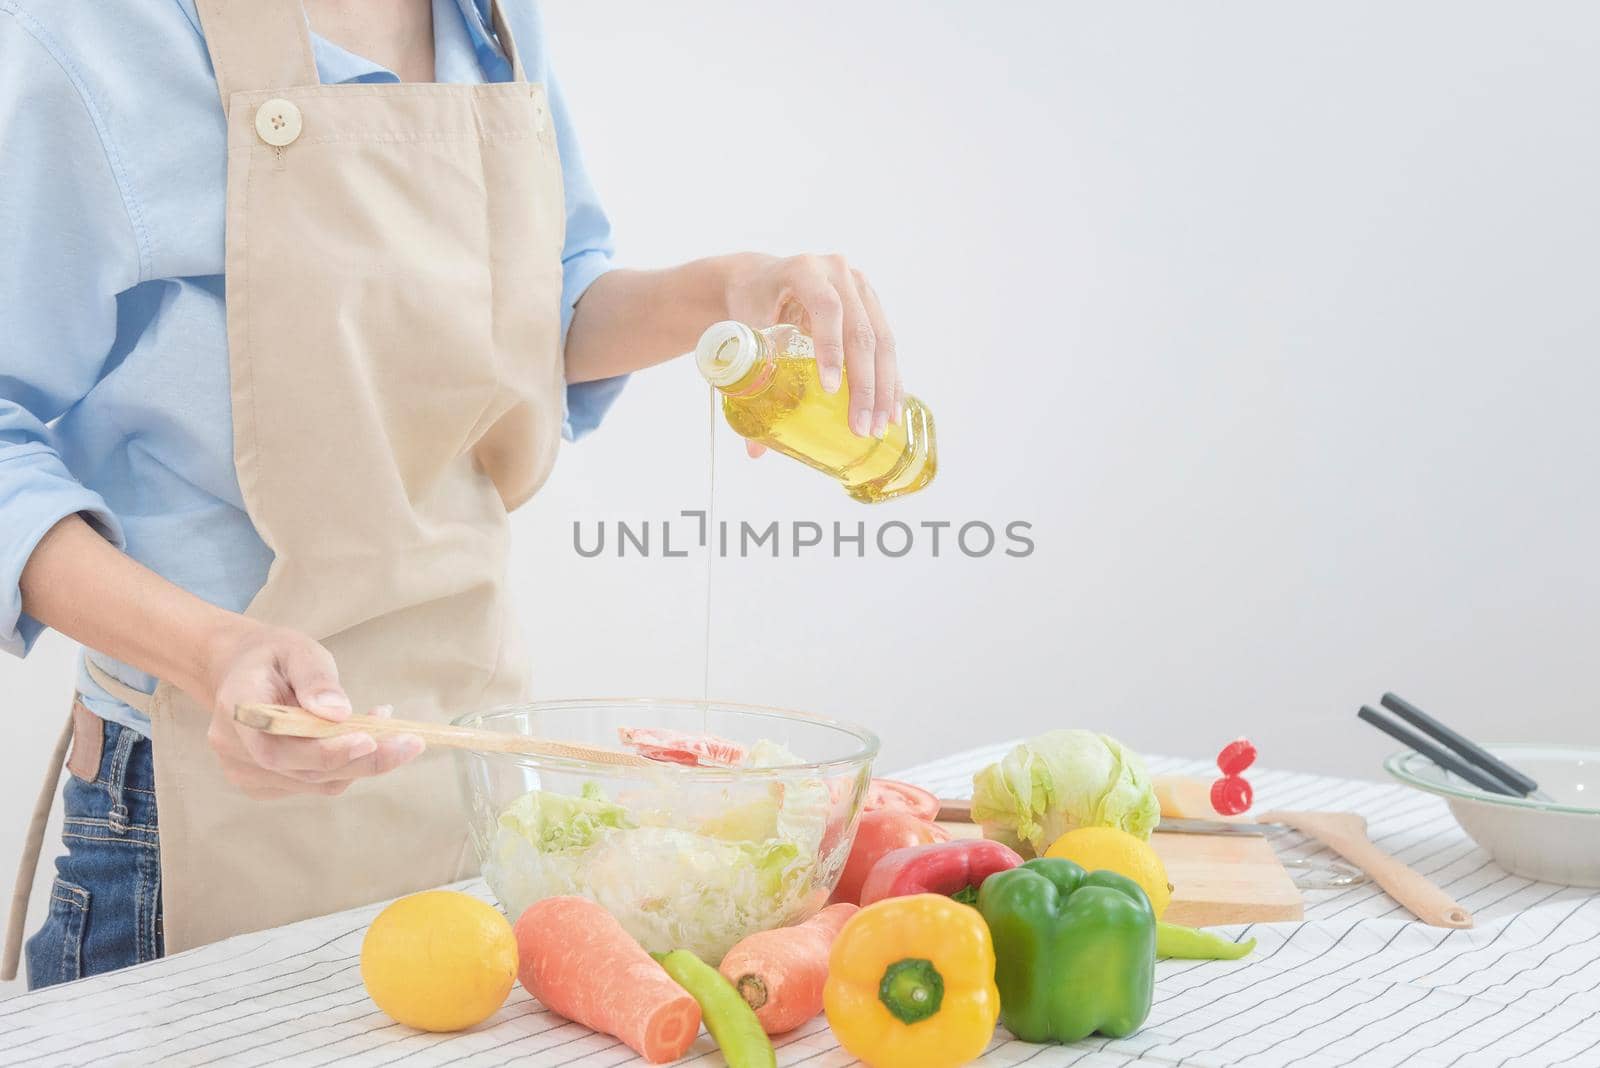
[4,0,1599,993]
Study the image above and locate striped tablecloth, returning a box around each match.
[1,748,1596,1067]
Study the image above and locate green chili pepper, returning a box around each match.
[1156,922,1257,960]
[654,949,776,1068]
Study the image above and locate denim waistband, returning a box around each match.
[72,712,157,834]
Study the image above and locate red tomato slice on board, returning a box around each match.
[861,779,941,821]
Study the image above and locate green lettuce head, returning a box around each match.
[970,730,1160,855]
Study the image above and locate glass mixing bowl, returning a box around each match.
[453,699,879,959]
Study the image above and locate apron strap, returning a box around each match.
[487,0,528,84]
[196,0,528,111]
[3,663,152,982]
[194,0,319,114]
[1,711,74,982]
[84,658,157,715]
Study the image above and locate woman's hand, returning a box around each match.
[564,254,904,444]
[199,622,423,799]
[724,253,902,439]
[20,516,423,799]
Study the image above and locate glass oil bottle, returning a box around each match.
[694,321,936,503]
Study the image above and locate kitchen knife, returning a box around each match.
[936,799,1282,836]
[1158,817,1283,836]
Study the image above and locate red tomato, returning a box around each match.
[831,810,950,905]
[861,779,942,821]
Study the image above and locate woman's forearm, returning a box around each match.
[22,513,420,792]
[563,251,904,441]
[18,513,247,701]
[563,256,746,383]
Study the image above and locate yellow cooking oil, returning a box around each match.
[693,321,936,503]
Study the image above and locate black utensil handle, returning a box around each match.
[1380,693,1540,795]
[1358,706,1524,797]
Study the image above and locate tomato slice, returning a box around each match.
[861,779,941,821]
[617,727,748,767]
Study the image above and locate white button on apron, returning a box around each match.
[254,97,302,147]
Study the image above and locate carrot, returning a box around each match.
[514,897,702,1063]
[717,904,858,1035]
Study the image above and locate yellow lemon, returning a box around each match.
[1044,826,1173,919]
[360,891,518,1032]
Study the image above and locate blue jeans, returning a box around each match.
[25,719,164,989]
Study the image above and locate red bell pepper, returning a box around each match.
[857,839,1024,907]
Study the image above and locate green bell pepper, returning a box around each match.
[976,857,1155,1043]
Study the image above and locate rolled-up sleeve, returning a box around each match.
[538,26,626,440]
[0,13,137,656]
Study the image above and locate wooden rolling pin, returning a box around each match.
[234,703,655,768]
[1258,810,1473,929]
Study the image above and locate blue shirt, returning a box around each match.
[0,0,625,733]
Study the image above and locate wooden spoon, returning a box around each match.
[1257,810,1473,929]
[234,703,655,768]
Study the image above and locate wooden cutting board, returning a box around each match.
[1146,831,1304,926]
[938,819,1303,927]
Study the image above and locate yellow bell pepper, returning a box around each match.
[823,893,999,1068]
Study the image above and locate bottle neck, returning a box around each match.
[695,321,777,395]
[722,345,779,397]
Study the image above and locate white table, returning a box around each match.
[2,748,1597,1067]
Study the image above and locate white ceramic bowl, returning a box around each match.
[1385,744,1600,887]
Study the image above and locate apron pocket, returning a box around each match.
[25,878,89,989]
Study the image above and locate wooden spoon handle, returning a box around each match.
[1332,834,1472,928]
[234,703,655,768]
[1260,810,1473,928]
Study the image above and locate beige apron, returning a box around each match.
[3,0,565,974]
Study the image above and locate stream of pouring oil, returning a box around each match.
[702,385,716,713]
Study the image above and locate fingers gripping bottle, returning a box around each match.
[694,321,937,503]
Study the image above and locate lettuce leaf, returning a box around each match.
[497,781,635,853]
